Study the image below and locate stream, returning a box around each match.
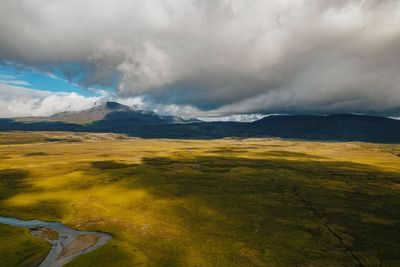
[0,216,112,267]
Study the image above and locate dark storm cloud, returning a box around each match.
[0,0,400,116]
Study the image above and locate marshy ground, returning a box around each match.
[0,132,399,266]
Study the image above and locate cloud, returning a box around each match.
[198,114,267,122]
[0,74,32,87]
[0,83,99,118]
[0,79,31,87]
[0,0,400,116]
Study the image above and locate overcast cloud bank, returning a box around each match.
[0,0,399,118]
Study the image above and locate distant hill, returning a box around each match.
[49,101,132,123]
[1,102,400,143]
[246,114,400,143]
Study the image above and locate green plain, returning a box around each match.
[0,132,399,266]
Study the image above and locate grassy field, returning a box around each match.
[0,223,50,266]
[0,132,399,266]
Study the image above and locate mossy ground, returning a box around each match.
[0,132,399,266]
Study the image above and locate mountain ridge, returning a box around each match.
[1,102,400,143]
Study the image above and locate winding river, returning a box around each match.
[0,216,112,267]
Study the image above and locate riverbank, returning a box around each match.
[0,217,111,267]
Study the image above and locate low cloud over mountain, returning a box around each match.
[0,83,98,118]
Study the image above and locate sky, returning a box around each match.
[0,0,400,120]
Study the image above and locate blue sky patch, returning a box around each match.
[0,63,99,97]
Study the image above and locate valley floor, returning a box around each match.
[0,132,399,266]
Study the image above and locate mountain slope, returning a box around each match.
[14,101,131,124]
[49,101,132,124]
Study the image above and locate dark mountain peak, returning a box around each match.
[103,101,130,111]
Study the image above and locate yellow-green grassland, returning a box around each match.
[0,131,399,266]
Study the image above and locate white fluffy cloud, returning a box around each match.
[0,0,400,116]
[0,83,99,118]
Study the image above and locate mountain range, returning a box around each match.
[1,102,400,143]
